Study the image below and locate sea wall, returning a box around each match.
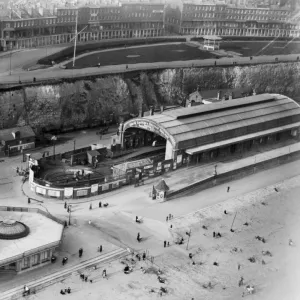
[0,62,299,133]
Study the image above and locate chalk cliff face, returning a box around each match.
[0,62,299,133]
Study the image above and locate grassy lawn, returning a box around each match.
[65,43,216,69]
[221,41,300,56]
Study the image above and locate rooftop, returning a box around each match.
[0,126,35,142]
[138,94,300,149]
[0,210,64,266]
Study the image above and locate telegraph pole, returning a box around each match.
[72,10,78,68]
[9,48,12,75]
[186,229,192,250]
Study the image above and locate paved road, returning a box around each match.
[0,46,66,75]
[0,52,299,85]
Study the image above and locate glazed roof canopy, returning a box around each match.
[141,94,300,150]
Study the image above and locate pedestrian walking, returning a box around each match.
[98,245,103,252]
[16,167,19,175]
[213,231,216,238]
[79,248,83,257]
[142,252,146,260]
[238,276,244,287]
[102,269,107,278]
[238,263,241,270]
[170,225,173,229]
[224,210,227,215]
[169,213,171,219]
[84,275,88,282]
[64,202,67,209]
[89,203,92,210]
[137,232,140,242]
[164,240,166,248]
[227,186,230,192]
[167,241,170,247]
[99,201,102,208]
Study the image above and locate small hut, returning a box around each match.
[155,179,169,200]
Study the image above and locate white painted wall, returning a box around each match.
[165,140,173,160]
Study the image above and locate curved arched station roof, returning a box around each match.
[124,94,300,155]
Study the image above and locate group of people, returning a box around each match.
[135,252,146,261]
[166,213,174,222]
[213,232,222,238]
[163,240,170,247]
[60,287,71,295]
[80,273,92,283]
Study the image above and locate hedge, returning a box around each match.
[38,37,187,65]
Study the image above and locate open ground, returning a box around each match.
[16,173,300,300]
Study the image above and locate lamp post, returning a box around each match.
[9,48,12,76]
[214,164,217,176]
[68,205,72,225]
[73,140,76,152]
[186,229,192,250]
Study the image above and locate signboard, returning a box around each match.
[102,184,109,191]
[91,184,98,193]
[177,154,182,164]
[64,187,74,198]
[156,162,162,171]
[48,189,60,198]
[77,189,88,197]
[112,182,119,189]
[36,186,46,195]
[156,191,165,201]
[173,161,177,170]
[163,163,171,172]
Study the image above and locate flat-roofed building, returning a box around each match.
[0,207,64,273]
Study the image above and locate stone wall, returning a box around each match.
[0,62,299,133]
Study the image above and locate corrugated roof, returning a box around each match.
[138,94,300,150]
[0,126,35,142]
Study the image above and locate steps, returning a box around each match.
[0,248,128,300]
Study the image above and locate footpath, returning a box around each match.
[0,248,128,300]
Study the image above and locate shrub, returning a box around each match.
[38,37,186,65]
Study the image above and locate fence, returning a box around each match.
[167,149,300,200]
[1,54,300,88]
[31,152,186,200]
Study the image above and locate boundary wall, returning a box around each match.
[167,149,300,199]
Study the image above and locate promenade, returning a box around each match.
[0,52,299,86]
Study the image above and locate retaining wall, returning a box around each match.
[167,149,300,200]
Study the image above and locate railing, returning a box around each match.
[1,54,299,87]
[0,206,65,225]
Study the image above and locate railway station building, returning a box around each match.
[120,94,300,164]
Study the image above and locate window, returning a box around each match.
[40,250,50,262]
[21,257,30,269]
[6,23,10,28]
[32,254,39,266]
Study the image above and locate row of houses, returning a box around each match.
[0,0,299,50]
